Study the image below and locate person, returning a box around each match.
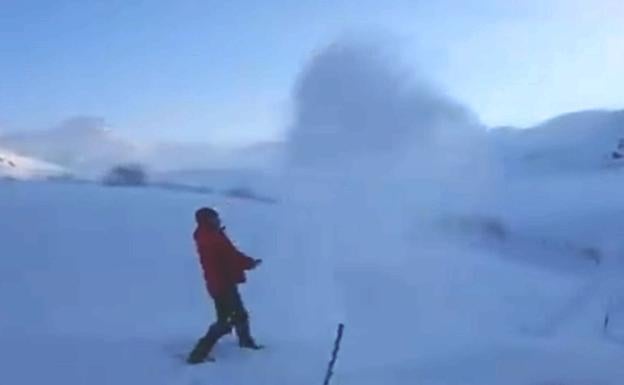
[187,207,263,364]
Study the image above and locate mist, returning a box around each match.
[271,41,624,375]
[288,41,484,171]
[275,40,504,344]
[283,39,500,220]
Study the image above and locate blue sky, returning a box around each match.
[1,0,622,145]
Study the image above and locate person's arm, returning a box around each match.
[219,231,260,271]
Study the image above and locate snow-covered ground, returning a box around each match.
[0,181,328,384]
[1,167,624,385]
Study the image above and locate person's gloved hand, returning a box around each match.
[252,259,263,269]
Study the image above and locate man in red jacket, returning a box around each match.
[187,207,263,364]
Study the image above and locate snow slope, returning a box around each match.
[492,109,624,175]
[0,147,69,180]
[1,172,624,385]
[0,181,328,385]
[0,117,283,178]
[0,117,141,177]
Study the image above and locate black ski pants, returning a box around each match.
[188,286,254,361]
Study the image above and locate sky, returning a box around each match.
[0,0,622,145]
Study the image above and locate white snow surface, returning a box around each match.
[1,170,624,385]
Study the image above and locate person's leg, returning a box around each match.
[230,287,261,349]
[187,295,232,363]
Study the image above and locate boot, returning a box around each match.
[187,322,229,364]
[239,340,264,350]
[234,317,262,349]
[187,336,215,364]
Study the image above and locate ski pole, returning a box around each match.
[323,323,345,385]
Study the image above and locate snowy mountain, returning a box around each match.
[491,109,624,174]
[0,147,69,180]
[0,117,283,179]
[0,117,142,177]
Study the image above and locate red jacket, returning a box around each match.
[194,225,255,297]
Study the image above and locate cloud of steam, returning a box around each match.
[284,39,499,216]
[287,40,484,175]
[277,39,501,337]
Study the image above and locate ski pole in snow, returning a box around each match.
[323,323,344,385]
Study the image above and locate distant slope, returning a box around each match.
[0,117,284,177]
[491,109,624,174]
[0,147,69,180]
[0,117,141,177]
